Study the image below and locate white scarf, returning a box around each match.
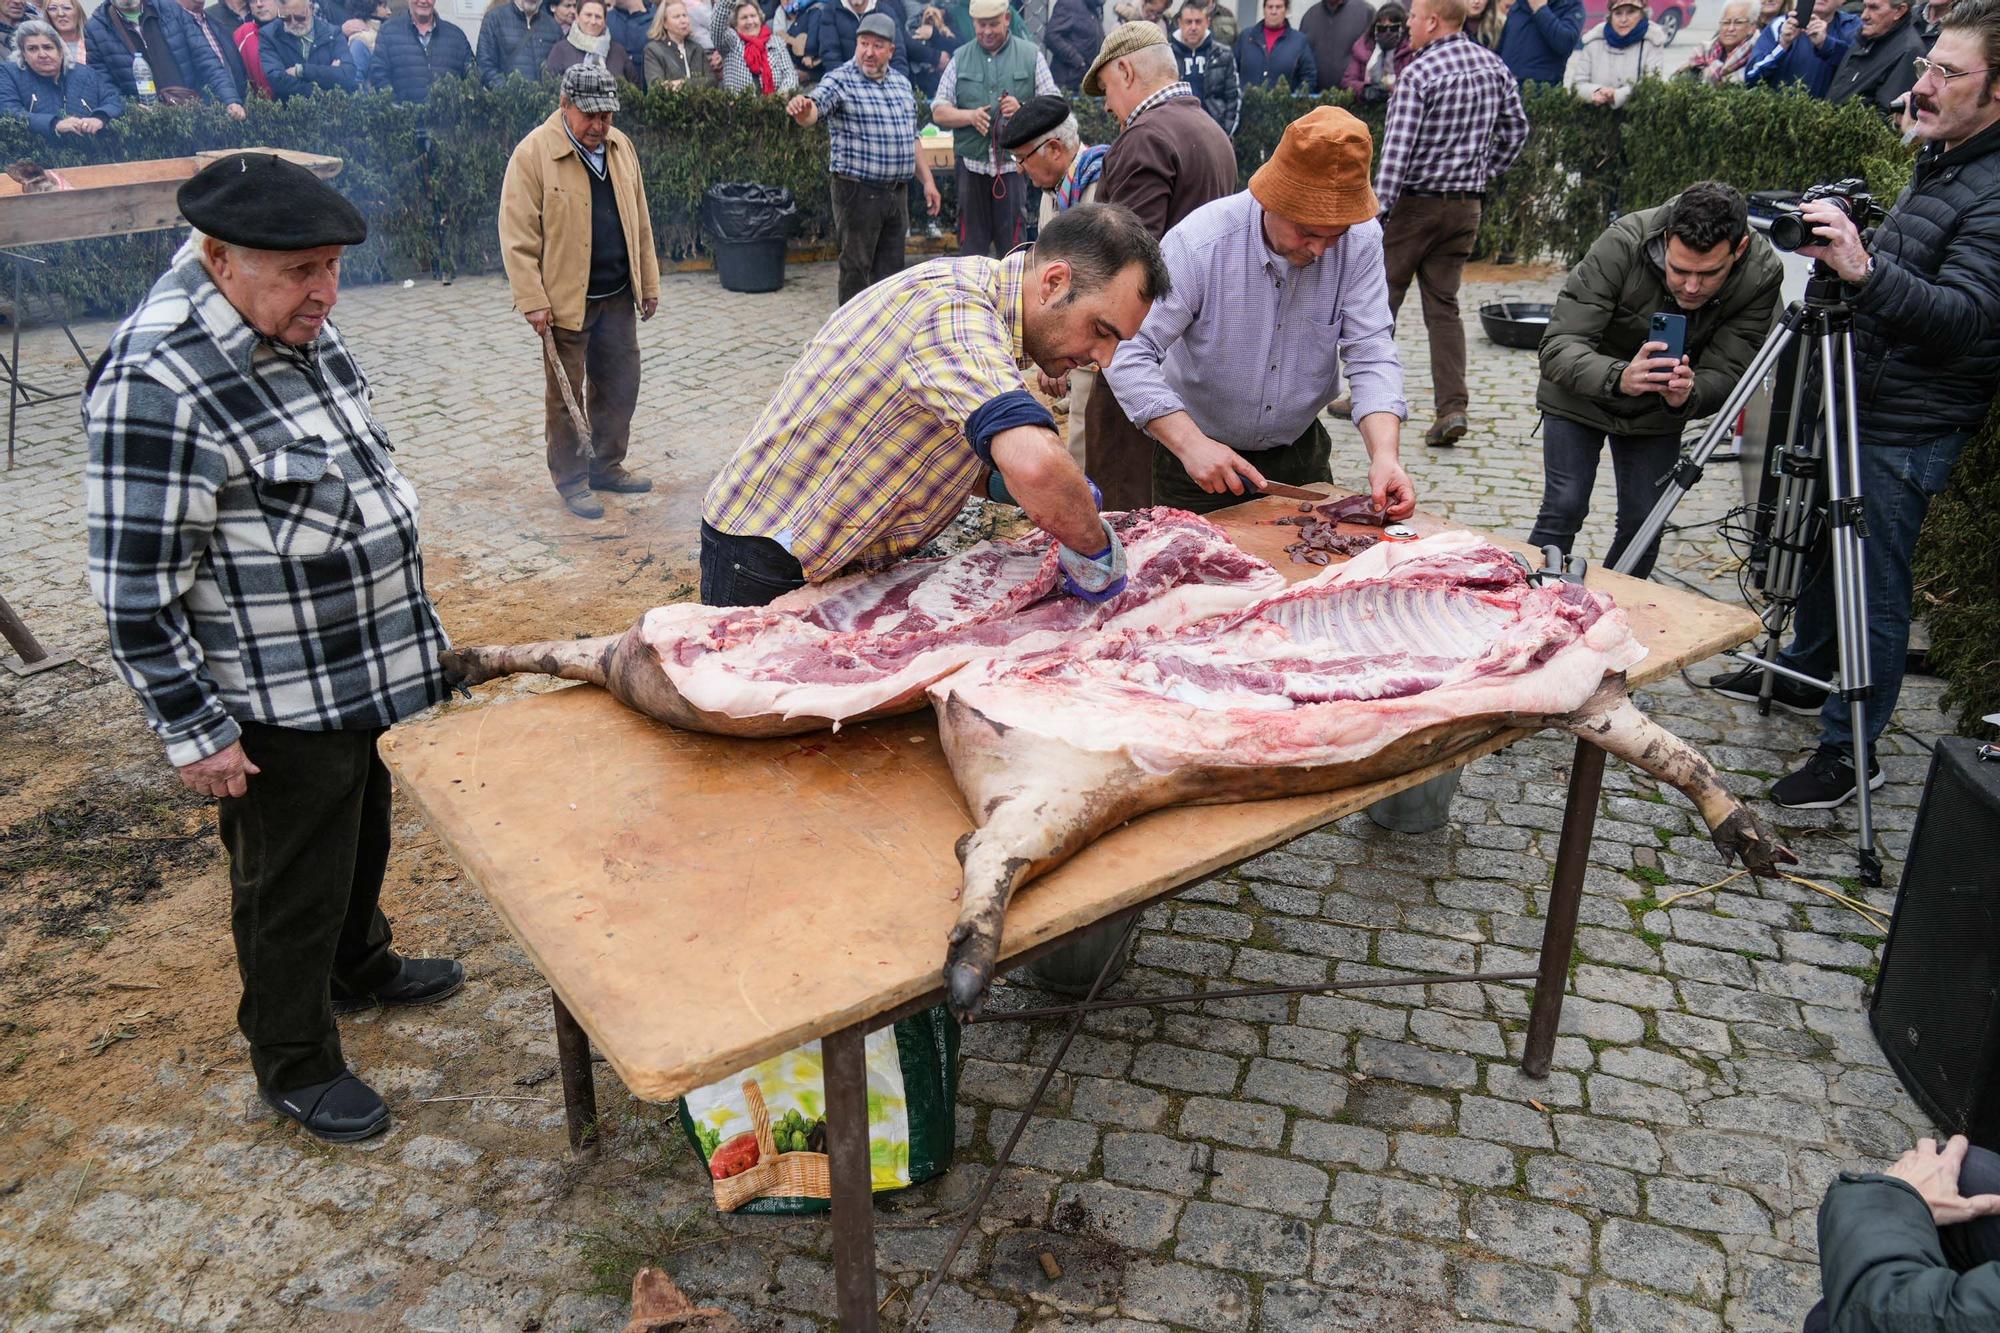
[567,22,611,55]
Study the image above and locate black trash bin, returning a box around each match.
[702,183,797,294]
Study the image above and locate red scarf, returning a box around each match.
[740,23,776,93]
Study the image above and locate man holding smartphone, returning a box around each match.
[1526,180,1781,577]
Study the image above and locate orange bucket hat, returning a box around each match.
[1248,106,1379,228]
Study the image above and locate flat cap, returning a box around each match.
[1082,20,1167,96]
[997,93,1072,149]
[561,60,621,112]
[177,152,367,250]
[856,10,896,39]
[967,0,1009,18]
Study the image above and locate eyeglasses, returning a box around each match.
[1373,21,1405,31]
[1010,139,1057,166]
[1912,56,1995,82]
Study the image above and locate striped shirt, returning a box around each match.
[1104,191,1407,450]
[85,253,450,767]
[811,58,918,186]
[703,253,1029,580]
[1373,32,1529,218]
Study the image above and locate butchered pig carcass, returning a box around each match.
[929,530,1796,1015]
[441,508,1287,736]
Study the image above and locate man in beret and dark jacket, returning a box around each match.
[84,154,463,1145]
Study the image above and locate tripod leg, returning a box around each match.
[1610,321,1796,579]
[1821,329,1881,887]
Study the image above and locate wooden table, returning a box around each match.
[381,502,1759,1330]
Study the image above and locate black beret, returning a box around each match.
[997,94,1074,150]
[177,153,368,251]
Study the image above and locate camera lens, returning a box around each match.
[1769,210,1811,252]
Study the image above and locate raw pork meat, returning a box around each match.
[929,531,1794,1013]
[440,508,1287,737]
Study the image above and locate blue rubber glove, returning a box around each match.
[1058,519,1127,603]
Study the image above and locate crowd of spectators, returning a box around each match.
[0,0,1943,141]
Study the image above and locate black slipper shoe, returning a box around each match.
[332,957,466,1015]
[260,1072,390,1143]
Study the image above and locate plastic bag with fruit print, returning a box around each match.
[677,1006,959,1214]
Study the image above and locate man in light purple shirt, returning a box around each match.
[1102,106,1416,517]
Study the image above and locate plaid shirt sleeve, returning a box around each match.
[1374,65,1425,219]
[1489,70,1530,179]
[811,62,845,116]
[905,290,1025,440]
[1034,49,1056,94]
[86,363,241,766]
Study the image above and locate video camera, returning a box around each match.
[1768,178,1881,252]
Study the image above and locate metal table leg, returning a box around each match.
[1522,739,1607,1078]
[823,1023,878,1332]
[552,991,598,1151]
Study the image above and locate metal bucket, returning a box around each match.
[1366,768,1463,834]
[1012,910,1141,997]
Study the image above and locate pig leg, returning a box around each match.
[1558,684,1796,876]
[440,635,621,688]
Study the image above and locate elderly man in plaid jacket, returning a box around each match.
[84,154,461,1146]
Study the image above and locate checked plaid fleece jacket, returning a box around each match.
[84,252,452,768]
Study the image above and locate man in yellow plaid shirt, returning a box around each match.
[701,204,1169,608]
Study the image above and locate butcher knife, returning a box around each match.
[1257,480,1330,501]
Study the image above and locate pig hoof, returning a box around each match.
[1714,808,1798,877]
[944,931,998,1018]
[946,960,992,1019]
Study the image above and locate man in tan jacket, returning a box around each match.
[499,62,661,519]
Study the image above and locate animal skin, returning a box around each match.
[440,509,1287,736]
[928,531,1796,1014]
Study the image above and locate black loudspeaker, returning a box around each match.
[1871,737,2000,1144]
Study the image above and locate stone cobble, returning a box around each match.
[0,255,1954,1329]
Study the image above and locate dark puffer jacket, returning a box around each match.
[1828,9,1924,112]
[1849,118,2000,444]
[366,12,476,100]
[1817,1172,2000,1327]
[476,1,563,84]
[1538,194,1783,436]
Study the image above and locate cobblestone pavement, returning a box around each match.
[0,257,1950,1332]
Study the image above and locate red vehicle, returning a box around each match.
[1582,0,1698,42]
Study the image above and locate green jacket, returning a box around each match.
[1537,195,1783,437]
[1818,1172,2000,1328]
[947,34,1041,167]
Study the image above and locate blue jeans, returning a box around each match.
[1526,413,1683,579]
[1775,432,1969,758]
[698,521,806,608]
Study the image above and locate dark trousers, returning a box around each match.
[544,293,641,497]
[833,174,910,306]
[1526,411,1681,579]
[956,162,1028,259]
[1381,194,1482,419]
[217,721,402,1093]
[698,520,808,607]
[1776,431,1969,757]
[1152,417,1334,516]
[1084,374,1156,512]
[1803,1145,2000,1331]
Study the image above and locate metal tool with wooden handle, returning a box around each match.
[540,327,593,460]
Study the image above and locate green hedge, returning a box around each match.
[13,74,1995,739]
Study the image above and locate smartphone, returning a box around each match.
[1794,0,1813,27]
[1649,311,1688,366]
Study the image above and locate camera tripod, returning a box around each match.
[1616,263,1883,886]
